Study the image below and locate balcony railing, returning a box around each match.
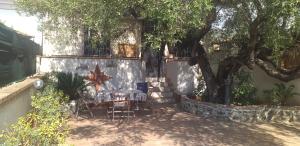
[83,42,112,57]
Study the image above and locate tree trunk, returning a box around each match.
[193,41,220,102]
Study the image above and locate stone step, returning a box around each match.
[151,97,175,104]
[145,77,166,82]
[150,91,173,98]
[148,86,171,92]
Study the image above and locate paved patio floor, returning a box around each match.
[67,104,300,146]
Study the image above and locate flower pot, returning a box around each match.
[196,96,202,101]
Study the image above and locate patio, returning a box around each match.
[67,103,300,146]
[1,1,300,145]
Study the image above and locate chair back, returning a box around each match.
[137,82,148,93]
[112,92,130,107]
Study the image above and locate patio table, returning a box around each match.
[95,89,147,103]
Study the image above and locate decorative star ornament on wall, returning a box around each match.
[86,64,112,91]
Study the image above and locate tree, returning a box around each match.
[208,0,300,103]
[17,0,300,103]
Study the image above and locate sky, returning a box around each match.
[0,9,42,45]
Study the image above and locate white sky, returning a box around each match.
[0,9,42,45]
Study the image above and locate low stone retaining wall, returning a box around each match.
[0,77,38,130]
[181,96,300,123]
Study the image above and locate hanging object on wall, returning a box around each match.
[86,64,112,91]
[280,46,300,70]
[118,43,138,58]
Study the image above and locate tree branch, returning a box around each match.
[256,53,300,74]
[255,58,300,82]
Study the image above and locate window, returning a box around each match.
[83,28,112,57]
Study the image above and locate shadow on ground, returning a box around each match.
[67,104,300,146]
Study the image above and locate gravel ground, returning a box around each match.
[67,104,300,146]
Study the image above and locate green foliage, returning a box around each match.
[142,0,212,50]
[0,86,69,145]
[262,0,300,61]
[16,0,300,61]
[16,0,300,104]
[56,72,86,101]
[40,72,58,87]
[263,83,299,106]
[222,0,300,62]
[16,0,213,50]
[232,69,257,105]
[193,76,207,98]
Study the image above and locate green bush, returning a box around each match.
[40,72,58,88]
[263,83,299,106]
[56,72,86,101]
[0,86,69,145]
[232,69,257,105]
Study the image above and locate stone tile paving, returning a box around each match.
[67,104,300,146]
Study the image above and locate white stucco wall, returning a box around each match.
[164,59,300,105]
[38,57,145,89]
[252,66,300,105]
[0,78,37,131]
[165,60,201,95]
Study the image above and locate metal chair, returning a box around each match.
[75,90,95,118]
[107,92,135,121]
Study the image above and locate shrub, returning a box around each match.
[0,86,69,145]
[40,72,58,88]
[232,69,257,105]
[263,83,299,106]
[56,72,86,101]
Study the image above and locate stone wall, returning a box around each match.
[252,66,300,105]
[181,96,300,123]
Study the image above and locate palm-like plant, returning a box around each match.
[56,72,86,101]
[264,83,299,106]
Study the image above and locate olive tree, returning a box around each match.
[17,0,300,103]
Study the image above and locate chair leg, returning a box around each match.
[106,107,110,119]
[119,109,124,121]
[127,107,130,121]
[75,101,79,119]
[84,102,94,118]
[112,107,115,122]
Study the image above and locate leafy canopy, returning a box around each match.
[17,0,300,71]
[16,0,213,49]
[220,0,300,60]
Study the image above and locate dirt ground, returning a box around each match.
[66,104,300,146]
